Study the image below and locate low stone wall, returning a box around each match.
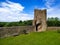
[47,27,60,30]
[0,26,34,38]
[0,26,60,38]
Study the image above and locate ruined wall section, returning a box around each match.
[0,26,34,38]
[33,9,47,32]
[41,10,47,31]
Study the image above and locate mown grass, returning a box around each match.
[0,31,60,45]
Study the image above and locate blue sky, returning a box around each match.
[0,0,60,22]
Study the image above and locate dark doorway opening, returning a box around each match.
[36,23,41,31]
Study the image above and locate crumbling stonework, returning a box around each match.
[0,26,34,38]
[33,9,47,32]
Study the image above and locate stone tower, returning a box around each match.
[33,9,47,32]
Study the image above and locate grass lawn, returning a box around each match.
[0,31,60,45]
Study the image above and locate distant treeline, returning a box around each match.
[0,20,32,27]
[0,17,60,27]
[47,17,60,26]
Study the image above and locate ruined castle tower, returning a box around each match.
[33,9,47,32]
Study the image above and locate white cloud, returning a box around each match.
[47,7,60,18]
[44,0,55,8]
[43,0,60,18]
[0,1,33,22]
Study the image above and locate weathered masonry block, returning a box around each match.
[33,9,47,32]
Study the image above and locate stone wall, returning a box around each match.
[0,26,34,38]
[47,27,60,31]
[0,26,60,38]
[33,9,47,32]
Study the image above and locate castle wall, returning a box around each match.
[0,26,60,38]
[41,10,47,31]
[0,26,34,38]
[33,9,47,32]
[47,27,60,31]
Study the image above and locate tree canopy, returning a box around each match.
[0,17,60,27]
